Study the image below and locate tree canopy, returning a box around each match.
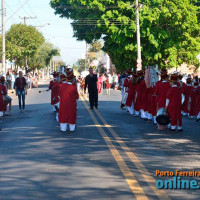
[50,0,200,71]
[28,42,60,71]
[5,24,45,67]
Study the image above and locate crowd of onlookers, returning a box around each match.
[5,71,39,90]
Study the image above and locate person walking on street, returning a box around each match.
[15,71,27,112]
[84,67,98,109]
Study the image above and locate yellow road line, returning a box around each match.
[80,95,149,200]
[83,95,170,200]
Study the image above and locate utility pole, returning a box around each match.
[1,0,6,74]
[19,16,37,74]
[136,0,142,71]
[20,16,37,25]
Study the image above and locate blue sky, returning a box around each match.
[3,0,86,65]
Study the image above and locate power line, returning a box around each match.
[26,1,42,26]
[5,0,30,23]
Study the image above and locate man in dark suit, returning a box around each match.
[84,68,98,109]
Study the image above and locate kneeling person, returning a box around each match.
[58,69,79,132]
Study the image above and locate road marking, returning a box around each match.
[80,95,149,200]
[82,95,170,200]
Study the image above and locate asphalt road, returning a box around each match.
[0,81,200,200]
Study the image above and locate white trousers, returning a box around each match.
[140,109,147,119]
[197,112,200,119]
[60,123,76,132]
[147,113,152,120]
[127,102,134,115]
[121,88,125,101]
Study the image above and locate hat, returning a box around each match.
[194,82,199,86]
[60,74,66,81]
[132,72,139,78]
[137,70,144,77]
[52,71,59,78]
[161,72,168,80]
[186,78,192,84]
[170,74,178,82]
[0,76,5,82]
[178,74,183,80]
[127,69,132,75]
[66,68,75,81]
[161,69,167,74]
[156,114,171,126]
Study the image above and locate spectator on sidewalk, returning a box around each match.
[11,72,15,90]
[15,71,27,112]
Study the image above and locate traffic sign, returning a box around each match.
[137,58,142,64]
[137,63,142,69]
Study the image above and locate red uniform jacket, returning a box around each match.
[126,79,137,107]
[134,79,148,111]
[58,82,79,124]
[49,80,56,105]
[0,84,7,112]
[189,86,199,116]
[182,84,193,114]
[52,82,61,105]
[167,86,182,126]
[155,81,171,109]
[147,86,157,116]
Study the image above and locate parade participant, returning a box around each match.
[15,71,27,112]
[97,74,103,94]
[58,69,79,132]
[0,76,7,118]
[48,72,59,111]
[52,76,62,122]
[1,76,12,115]
[189,77,199,118]
[182,78,193,116]
[84,67,98,109]
[166,74,183,132]
[134,70,143,116]
[119,70,127,101]
[135,70,148,119]
[154,72,171,116]
[125,72,138,116]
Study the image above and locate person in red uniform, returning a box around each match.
[123,69,132,110]
[0,76,7,118]
[58,69,79,132]
[166,74,183,132]
[125,72,138,115]
[134,70,144,116]
[52,76,63,122]
[135,70,148,119]
[48,71,59,111]
[154,72,171,115]
[182,78,193,116]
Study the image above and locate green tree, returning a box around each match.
[5,24,45,68]
[73,59,87,72]
[50,0,200,71]
[28,42,60,72]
